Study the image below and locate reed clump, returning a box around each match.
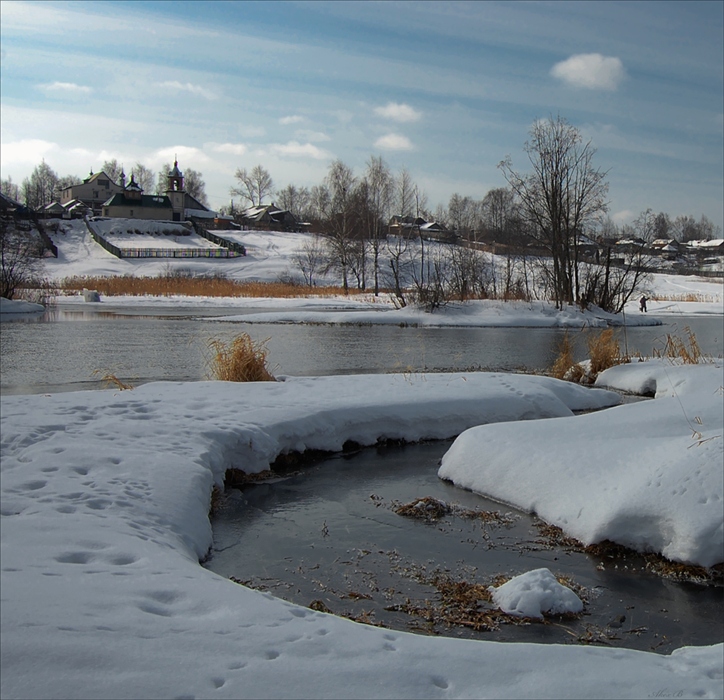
[550,329,625,384]
[59,274,364,299]
[207,334,275,382]
[653,326,707,364]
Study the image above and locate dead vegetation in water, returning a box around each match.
[652,326,709,364]
[535,522,722,585]
[386,565,586,634]
[207,333,276,382]
[392,496,517,526]
[550,329,626,384]
[92,370,134,391]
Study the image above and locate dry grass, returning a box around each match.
[393,496,516,526]
[587,328,624,375]
[653,327,707,364]
[651,293,719,303]
[550,333,576,380]
[550,329,626,383]
[207,334,276,382]
[59,274,365,299]
[93,370,134,391]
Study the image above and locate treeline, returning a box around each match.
[1,159,209,209]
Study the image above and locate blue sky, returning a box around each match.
[1,0,722,228]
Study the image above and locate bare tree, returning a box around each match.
[276,184,311,220]
[1,177,21,201]
[499,115,609,309]
[100,159,123,185]
[292,235,327,287]
[132,163,156,194]
[321,160,358,293]
[362,155,393,295]
[231,165,274,207]
[21,161,59,209]
[1,221,45,299]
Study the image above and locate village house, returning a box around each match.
[238,204,306,232]
[59,170,123,214]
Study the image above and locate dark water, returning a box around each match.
[207,442,724,653]
[1,303,721,395]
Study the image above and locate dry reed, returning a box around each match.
[653,327,707,364]
[207,334,275,382]
[59,274,365,299]
[587,328,624,375]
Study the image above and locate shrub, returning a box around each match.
[207,334,275,382]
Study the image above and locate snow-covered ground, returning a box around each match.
[38,219,724,328]
[2,370,723,699]
[3,220,722,698]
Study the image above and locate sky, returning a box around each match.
[1,0,722,229]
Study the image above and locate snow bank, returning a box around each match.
[439,360,724,567]
[3,372,721,699]
[489,568,584,619]
[0,297,45,315]
[215,299,662,328]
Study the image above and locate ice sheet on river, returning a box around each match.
[1,371,722,699]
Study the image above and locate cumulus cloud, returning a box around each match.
[152,145,213,167]
[268,141,331,160]
[39,81,92,95]
[0,138,58,165]
[374,133,414,151]
[156,81,217,100]
[551,53,625,91]
[279,115,304,125]
[374,102,421,123]
[211,142,248,156]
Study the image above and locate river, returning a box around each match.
[1,302,721,395]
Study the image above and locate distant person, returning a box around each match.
[639,295,648,313]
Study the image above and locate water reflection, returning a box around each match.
[1,304,722,395]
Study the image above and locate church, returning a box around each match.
[100,161,213,221]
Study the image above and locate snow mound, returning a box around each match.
[439,360,724,567]
[489,568,583,619]
[0,297,44,315]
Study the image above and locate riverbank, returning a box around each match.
[1,366,722,699]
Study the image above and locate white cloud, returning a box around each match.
[374,133,414,151]
[374,102,421,123]
[294,130,330,143]
[551,53,625,91]
[211,143,248,157]
[279,115,304,125]
[151,145,213,169]
[268,141,331,160]
[38,82,92,96]
[0,138,58,166]
[156,81,217,100]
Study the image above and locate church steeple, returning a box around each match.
[165,157,185,221]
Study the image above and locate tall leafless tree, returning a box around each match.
[499,115,609,309]
[231,165,274,208]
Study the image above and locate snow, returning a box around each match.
[1,370,723,699]
[488,568,584,619]
[213,299,662,328]
[439,360,724,568]
[3,222,723,697]
[0,297,45,315]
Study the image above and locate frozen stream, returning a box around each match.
[207,441,723,654]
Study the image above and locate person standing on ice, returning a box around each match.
[639,295,648,312]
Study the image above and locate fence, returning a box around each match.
[190,219,246,255]
[115,248,239,258]
[84,217,240,258]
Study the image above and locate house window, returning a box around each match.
[98,179,109,187]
